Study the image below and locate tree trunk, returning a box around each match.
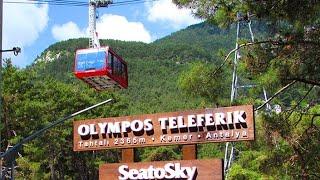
[49,148,57,180]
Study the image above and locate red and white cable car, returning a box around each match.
[74,46,128,90]
[74,0,128,90]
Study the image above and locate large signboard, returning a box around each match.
[73,105,254,151]
[99,159,223,180]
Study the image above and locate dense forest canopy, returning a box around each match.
[1,23,234,179]
[173,0,320,179]
[1,1,320,179]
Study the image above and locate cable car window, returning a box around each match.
[108,52,113,71]
[87,51,105,70]
[76,53,87,71]
[113,56,125,77]
[113,56,118,75]
[76,51,106,71]
[121,63,126,78]
[96,51,105,67]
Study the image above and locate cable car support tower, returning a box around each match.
[88,0,112,48]
[224,12,271,175]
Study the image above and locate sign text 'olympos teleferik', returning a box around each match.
[73,105,254,151]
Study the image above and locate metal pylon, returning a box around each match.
[224,13,241,175]
[88,0,112,48]
[224,12,271,175]
[88,0,98,48]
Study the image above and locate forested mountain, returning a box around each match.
[29,21,236,115]
[2,22,233,179]
[2,18,319,179]
[28,21,246,116]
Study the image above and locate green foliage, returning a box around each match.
[178,62,230,105]
[198,144,224,159]
[175,0,320,87]
[227,164,264,180]
[139,146,181,162]
[119,58,207,115]
[174,0,320,29]
[172,1,320,179]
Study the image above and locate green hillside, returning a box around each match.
[28,22,241,115]
[2,22,234,179]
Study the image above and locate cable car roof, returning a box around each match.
[76,46,109,54]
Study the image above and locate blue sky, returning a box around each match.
[3,0,201,67]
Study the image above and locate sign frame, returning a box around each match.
[73,105,254,151]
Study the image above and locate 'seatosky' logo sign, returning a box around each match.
[99,159,223,180]
[118,163,196,180]
[73,105,254,151]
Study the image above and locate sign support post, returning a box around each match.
[182,144,197,160]
[121,148,134,163]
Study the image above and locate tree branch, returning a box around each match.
[288,78,320,87]
[310,173,320,179]
[301,113,320,116]
[286,86,315,120]
[311,114,320,127]
[211,39,320,79]
[293,113,304,128]
[255,80,297,111]
[211,40,274,77]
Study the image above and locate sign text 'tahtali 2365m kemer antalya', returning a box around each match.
[73,105,254,151]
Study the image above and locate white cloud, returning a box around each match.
[146,0,201,29]
[52,14,151,43]
[3,2,49,65]
[52,21,86,41]
[96,14,151,43]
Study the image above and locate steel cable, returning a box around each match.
[4,0,158,7]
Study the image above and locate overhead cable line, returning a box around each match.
[4,0,88,6]
[3,0,158,7]
[111,0,154,7]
